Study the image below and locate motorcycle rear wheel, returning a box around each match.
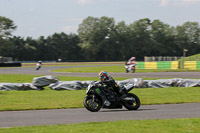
[131,69,135,73]
[123,93,140,110]
[83,95,102,112]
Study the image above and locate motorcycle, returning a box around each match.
[125,57,136,73]
[124,64,136,73]
[36,61,42,70]
[83,81,140,112]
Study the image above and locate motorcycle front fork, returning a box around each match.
[92,95,95,102]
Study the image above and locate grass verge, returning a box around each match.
[0,118,199,132]
[0,87,200,111]
[0,73,135,83]
[51,66,200,73]
[0,74,200,111]
[0,73,199,131]
[22,62,124,67]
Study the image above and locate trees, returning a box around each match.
[9,36,27,61]
[46,33,81,61]
[0,16,17,58]
[127,18,153,60]
[78,16,116,61]
[77,17,200,61]
[1,15,200,61]
[0,16,17,38]
[150,19,176,56]
[175,22,200,56]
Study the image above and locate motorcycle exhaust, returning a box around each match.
[123,97,135,101]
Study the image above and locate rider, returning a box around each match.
[99,71,125,105]
[125,57,136,73]
[99,71,120,94]
[36,60,42,70]
[127,57,136,65]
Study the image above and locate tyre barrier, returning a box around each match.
[0,63,21,67]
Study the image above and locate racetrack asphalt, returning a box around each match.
[0,66,200,128]
[0,103,200,128]
[0,65,200,78]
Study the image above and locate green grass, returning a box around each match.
[21,61,200,72]
[0,118,200,133]
[0,87,200,111]
[0,73,101,83]
[0,73,161,83]
[51,66,200,73]
[0,74,37,83]
[52,66,124,73]
[0,89,85,111]
[22,62,124,67]
[0,74,200,131]
[182,54,200,61]
[0,74,200,111]
[0,73,135,83]
[137,87,200,104]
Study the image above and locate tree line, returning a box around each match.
[0,16,200,61]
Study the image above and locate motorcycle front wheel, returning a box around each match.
[123,93,140,110]
[83,95,102,112]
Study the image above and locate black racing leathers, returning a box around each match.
[100,76,120,94]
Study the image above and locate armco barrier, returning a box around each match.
[136,62,144,69]
[157,61,171,69]
[144,62,157,69]
[171,61,179,69]
[197,61,200,69]
[136,61,179,69]
[184,61,200,70]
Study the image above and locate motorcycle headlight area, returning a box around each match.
[86,84,93,93]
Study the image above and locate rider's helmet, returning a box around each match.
[38,60,42,64]
[99,71,108,81]
[130,57,136,61]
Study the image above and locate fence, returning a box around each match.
[144,56,182,62]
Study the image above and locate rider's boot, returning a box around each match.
[104,99,111,106]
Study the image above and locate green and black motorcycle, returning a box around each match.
[83,81,140,112]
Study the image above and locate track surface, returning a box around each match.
[0,66,200,128]
[0,66,200,78]
[0,103,200,128]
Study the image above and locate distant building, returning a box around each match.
[0,56,13,63]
